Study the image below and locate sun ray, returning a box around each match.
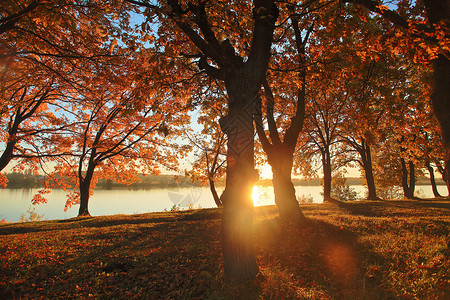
[252,185,259,206]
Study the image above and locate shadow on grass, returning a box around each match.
[1,210,225,299]
[334,199,450,218]
[254,214,394,299]
[0,208,222,236]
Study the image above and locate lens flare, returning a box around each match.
[252,185,259,206]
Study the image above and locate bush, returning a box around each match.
[20,206,44,222]
[297,194,314,204]
[331,173,359,201]
[377,185,403,200]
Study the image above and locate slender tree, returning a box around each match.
[297,85,347,202]
[185,98,227,207]
[32,51,188,216]
[253,12,313,222]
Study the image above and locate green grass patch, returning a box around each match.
[1,200,449,299]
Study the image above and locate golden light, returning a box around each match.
[252,185,259,206]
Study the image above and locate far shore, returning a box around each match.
[3,172,447,189]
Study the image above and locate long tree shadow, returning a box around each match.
[335,198,450,218]
[254,215,394,299]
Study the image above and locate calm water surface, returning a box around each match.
[0,185,447,222]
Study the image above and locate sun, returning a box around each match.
[252,185,259,206]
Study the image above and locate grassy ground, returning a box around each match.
[0,199,449,299]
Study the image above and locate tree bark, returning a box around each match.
[268,146,303,223]
[436,161,450,196]
[209,179,222,207]
[409,160,416,197]
[220,75,259,280]
[358,139,379,200]
[364,160,378,200]
[400,157,415,199]
[444,158,450,196]
[322,148,332,201]
[424,0,450,148]
[78,164,95,216]
[159,0,278,281]
[426,160,442,197]
[0,139,15,172]
[0,107,23,172]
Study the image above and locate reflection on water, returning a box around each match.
[0,184,447,222]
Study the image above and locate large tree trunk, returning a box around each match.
[0,110,22,172]
[268,146,304,223]
[424,0,450,196]
[209,179,222,207]
[426,160,442,197]
[409,161,416,196]
[430,55,450,147]
[218,0,279,281]
[322,149,332,201]
[220,85,259,281]
[78,164,95,216]
[159,0,278,282]
[436,161,450,196]
[400,158,415,199]
[444,159,450,196]
[364,161,378,200]
[424,0,450,145]
[359,139,379,200]
[0,140,15,172]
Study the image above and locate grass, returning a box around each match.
[0,199,449,299]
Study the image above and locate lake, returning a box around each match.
[0,184,448,223]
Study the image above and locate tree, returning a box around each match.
[297,81,347,202]
[185,91,227,208]
[253,8,313,222]
[343,0,450,192]
[1,0,134,185]
[400,149,416,199]
[32,48,189,216]
[126,0,279,280]
[0,79,58,187]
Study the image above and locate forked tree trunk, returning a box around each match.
[268,146,304,223]
[400,158,415,199]
[78,164,95,216]
[426,160,442,197]
[160,0,278,282]
[358,140,379,200]
[253,11,310,223]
